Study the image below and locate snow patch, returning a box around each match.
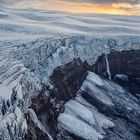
[58,113,103,140]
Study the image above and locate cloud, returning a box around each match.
[0,0,17,4]
[0,0,17,7]
[0,0,140,9]
[0,0,140,4]
[97,0,139,3]
[0,0,139,15]
[0,0,33,6]
[58,0,140,4]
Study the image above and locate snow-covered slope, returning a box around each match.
[0,8,140,40]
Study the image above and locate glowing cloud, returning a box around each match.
[1,0,140,15]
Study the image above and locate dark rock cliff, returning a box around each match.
[93,50,140,78]
[93,50,140,96]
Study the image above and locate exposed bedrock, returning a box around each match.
[49,58,92,101]
[27,49,140,140]
[93,50,140,96]
[93,50,140,78]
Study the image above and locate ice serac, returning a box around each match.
[0,51,27,139]
[0,36,140,140]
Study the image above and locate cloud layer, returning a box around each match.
[0,0,140,15]
[0,0,140,5]
[65,0,140,4]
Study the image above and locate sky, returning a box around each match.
[1,0,140,15]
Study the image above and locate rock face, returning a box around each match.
[0,36,140,140]
[25,109,53,140]
[49,58,91,101]
[93,50,140,96]
[93,50,140,78]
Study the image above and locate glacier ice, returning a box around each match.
[80,71,114,106]
[58,113,103,140]
[0,35,139,139]
[105,54,111,80]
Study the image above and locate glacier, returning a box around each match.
[0,7,140,140]
[0,35,139,139]
[0,36,140,140]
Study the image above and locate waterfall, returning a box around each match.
[105,54,111,80]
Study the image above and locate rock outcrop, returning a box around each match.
[93,50,140,79]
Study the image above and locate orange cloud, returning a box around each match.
[15,1,140,15]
